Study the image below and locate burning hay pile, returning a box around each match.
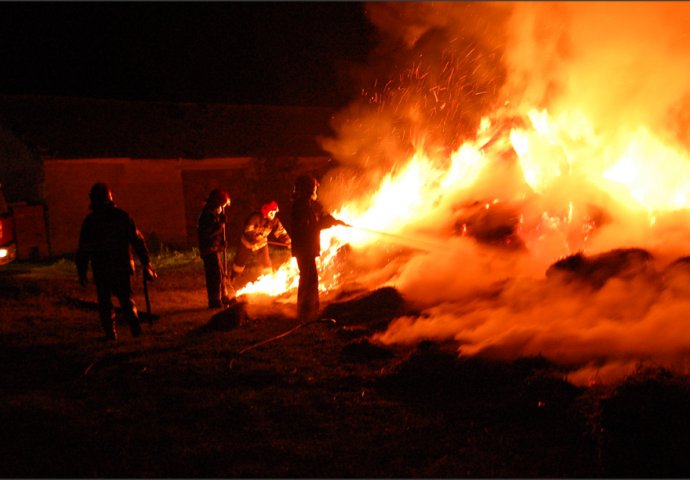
[234,2,690,386]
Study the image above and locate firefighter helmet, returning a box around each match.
[294,174,319,197]
[89,182,114,208]
[261,200,279,217]
[207,189,231,209]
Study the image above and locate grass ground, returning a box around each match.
[1,249,690,477]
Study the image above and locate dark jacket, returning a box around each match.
[290,196,339,258]
[76,204,150,281]
[241,212,291,251]
[197,205,227,256]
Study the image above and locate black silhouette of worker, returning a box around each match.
[197,188,232,309]
[76,182,156,341]
[290,175,347,322]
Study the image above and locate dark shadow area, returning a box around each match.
[192,299,249,334]
[322,286,413,332]
[600,367,690,477]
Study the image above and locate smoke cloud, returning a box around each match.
[317,2,690,385]
[503,2,690,143]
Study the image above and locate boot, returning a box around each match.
[129,317,142,337]
[100,313,118,341]
[125,306,142,337]
[208,300,223,309]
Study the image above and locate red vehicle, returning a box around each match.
[0,184,16,265]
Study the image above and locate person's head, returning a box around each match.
[207,189,231,211]
[261,200,279,220]
[294,174,319,200]
[89,182,114,210]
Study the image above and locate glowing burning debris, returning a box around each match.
[235,257,300,298]
[239,101,690,301]
[235,232,353,298]
[235,2,690,385]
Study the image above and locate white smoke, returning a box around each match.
[318,2,690,385]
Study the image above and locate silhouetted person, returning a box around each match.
[231,200,291,285]
[197,188,232,309]
[290,175,346,322]
[76,182,156,341]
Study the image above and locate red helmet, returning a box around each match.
[261,200,279,217]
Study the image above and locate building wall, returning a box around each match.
[180,160,252,251]
[0,124,44,204]
[43,155,334,256]
[44,158,187,255]
[11,203,49,260]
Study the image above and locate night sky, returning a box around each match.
[0,2,376,107]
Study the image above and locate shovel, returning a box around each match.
[142,270,160,324]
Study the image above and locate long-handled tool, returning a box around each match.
[221,203,234,299]
[142,268,160,324]
[222,204,229,280]
[143,270,153,325]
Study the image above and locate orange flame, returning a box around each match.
[237,2,690,385]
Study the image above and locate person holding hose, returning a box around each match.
[290,175,347,323]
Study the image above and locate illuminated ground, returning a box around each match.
[1,252,689,477]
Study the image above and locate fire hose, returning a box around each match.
[269,225,442,252]
[343,223,445,253]
[268,241,290,248]
[229,318,337,369]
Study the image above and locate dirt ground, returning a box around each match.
[2,251,690,478]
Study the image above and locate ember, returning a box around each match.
[239,2,690,385]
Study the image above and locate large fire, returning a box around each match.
[237,2,690,385]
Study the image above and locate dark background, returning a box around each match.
[0,2,376,107]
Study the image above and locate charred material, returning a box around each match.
[340,338,394,363]
[661,256,690,295]
[202,299,248,332]
[322,286,410,332]
[545,248,656,289]
[378,342,583,425]
[453,200,525,250]
[662,255,690,279]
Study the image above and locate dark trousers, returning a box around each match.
[202,253,228,306]
[232,244,272,282]
[296,255,319,322]
[95,273,141,337]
